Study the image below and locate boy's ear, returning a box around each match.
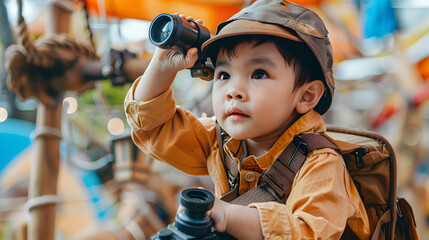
[296,80,325,114]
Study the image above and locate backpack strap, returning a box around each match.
[218,131,341,205]
[225,135,315,205]
[262,133,339,200]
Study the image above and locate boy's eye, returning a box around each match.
[217,72,230,80]
[252,70,268,79]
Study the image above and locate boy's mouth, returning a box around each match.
[227,107,249,119]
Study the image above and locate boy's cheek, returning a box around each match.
[212,97,225,118]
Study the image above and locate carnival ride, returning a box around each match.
[0,0,428,239]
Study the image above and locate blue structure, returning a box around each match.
[0,118,118,222]
[0,118,35,172]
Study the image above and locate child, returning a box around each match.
[124,0,370,239]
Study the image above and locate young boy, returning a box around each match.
[124,0,370,239]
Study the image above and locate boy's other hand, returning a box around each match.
[209,197,264,239]
[207,196,230,233]
[175,188,230,233]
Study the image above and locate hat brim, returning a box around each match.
[202,19,302,52]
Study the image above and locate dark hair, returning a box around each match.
[205,35,324,90]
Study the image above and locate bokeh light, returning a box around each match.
[63,97,78,114]
[107,118,125,135]
[0,108,8,122]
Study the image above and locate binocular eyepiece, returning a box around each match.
[148,13,214,80]
[151,188,236,240]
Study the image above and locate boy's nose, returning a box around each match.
[226,89,247,101]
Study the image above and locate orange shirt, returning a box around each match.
[124,77,370,239]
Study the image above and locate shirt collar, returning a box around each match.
[224,110,326,170]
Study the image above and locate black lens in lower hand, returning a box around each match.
[175,188,214,236]
[150,188,237,240]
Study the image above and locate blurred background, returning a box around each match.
[0,0,428,239]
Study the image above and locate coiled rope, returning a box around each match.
[15,0,99,69]
[82,0,96,53]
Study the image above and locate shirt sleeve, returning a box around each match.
[249,148,369,240]
[124,77,216,175]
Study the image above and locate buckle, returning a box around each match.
[227,170,238,189]
[288,135,309,165]
[354,147,368,169]
[396,199,403,218]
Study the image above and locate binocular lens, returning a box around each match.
[160,21,173,42]
[149,13,211,52]
[150,15,174,43]
[175,188,214,236]
[181,188,214,212]
[150,188,236,239]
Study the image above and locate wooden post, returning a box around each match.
[26,2,72,240]
[27,105,62,240]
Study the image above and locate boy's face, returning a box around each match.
[212,41,300,140]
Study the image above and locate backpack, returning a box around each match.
[216,125,418,240]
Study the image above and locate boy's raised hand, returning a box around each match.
[152,14,203,72]
[134,14,204,102]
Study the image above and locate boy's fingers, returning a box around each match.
[206,209,212,218]
[178,14,187,20]
[184,49,199,68]
[187,48,198,57]
[188,48,199,60]
[176,205,185,215]
[174,13,203,25]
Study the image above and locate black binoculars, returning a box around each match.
[148,13,214,80]
[150,188,236,240]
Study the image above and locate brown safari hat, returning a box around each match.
[202,0,335,115]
